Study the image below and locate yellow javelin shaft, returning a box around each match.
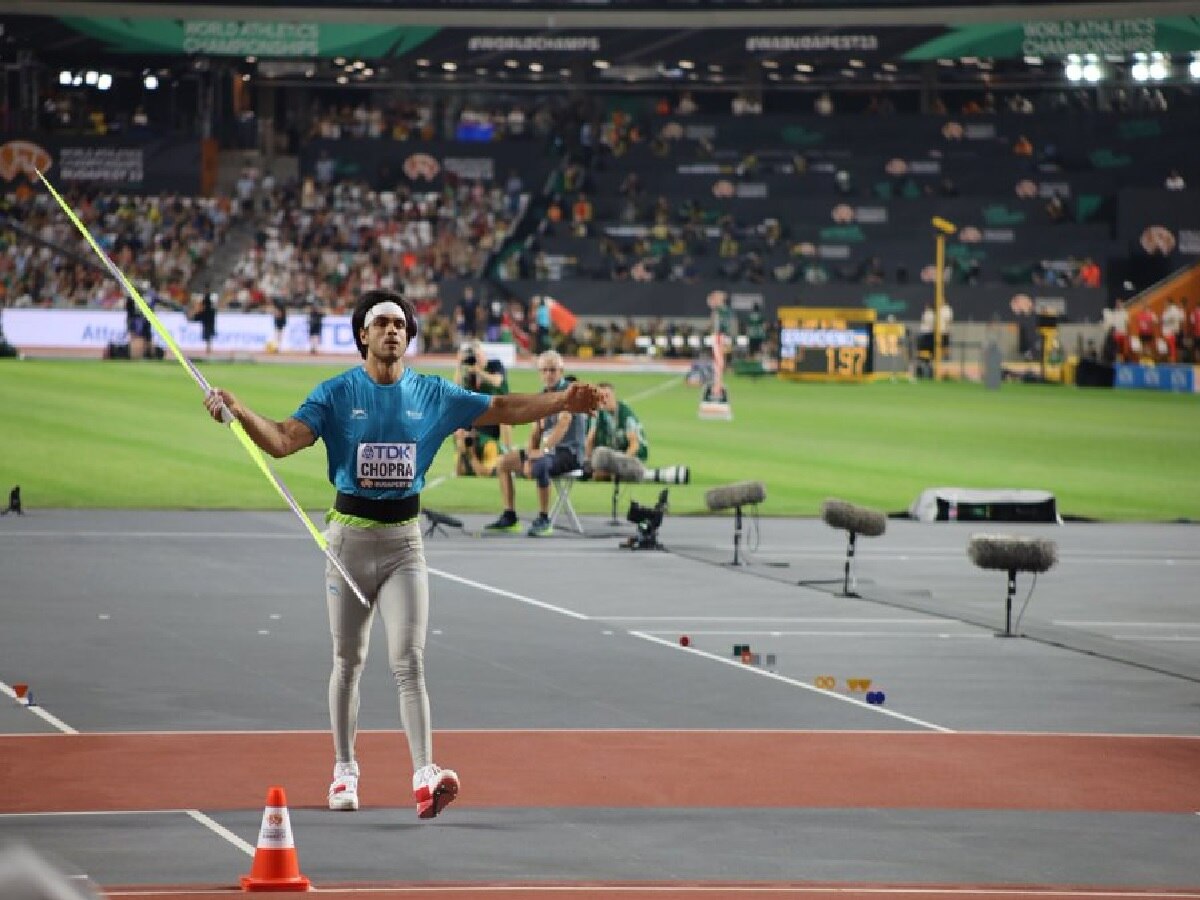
[37,169,370,607]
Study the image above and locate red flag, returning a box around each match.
[545,297,578,334]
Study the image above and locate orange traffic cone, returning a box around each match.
[240,786,310,892]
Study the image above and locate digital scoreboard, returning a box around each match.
[777,307,907,381]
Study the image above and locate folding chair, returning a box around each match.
[547,469,586,534]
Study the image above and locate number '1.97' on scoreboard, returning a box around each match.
[777,306,878,381]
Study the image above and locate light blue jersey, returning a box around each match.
[293,367,490,498]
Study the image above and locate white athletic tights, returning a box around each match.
[323,519,431,771]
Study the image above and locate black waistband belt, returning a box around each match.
[334,491,420,524]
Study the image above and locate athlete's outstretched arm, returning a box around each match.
[474,382,601,427]
[204,388,317,458]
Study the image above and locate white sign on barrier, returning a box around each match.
[0,309,425,356]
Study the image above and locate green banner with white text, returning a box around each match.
[19,15,1200,62]
[904,16,1200,60]
[59,17,441,58]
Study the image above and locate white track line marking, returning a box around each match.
[99,886,1200,897]
[429,569,591,620]
[430,549,651,559]
[1055,621,1200,628]
[641,630,990,639]
[1112,636,1200,642]
[1,727,1195,739]
[863,547,1197,560]
[0,680,78,735]
[717,548,1200,566]
[186,809,255,856]
[0,809,254,856]
[607,617,949,623]
[631,632,953,733]
[428,571,949,730]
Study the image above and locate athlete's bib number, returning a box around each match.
[357,442,416,489]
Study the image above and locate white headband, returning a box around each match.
[363,301,406,330]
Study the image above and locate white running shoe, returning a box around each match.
[412,763,459,819]
[328,761,360,811]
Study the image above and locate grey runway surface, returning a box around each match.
[1,510,1198,891]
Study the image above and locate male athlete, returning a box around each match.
[204,289,601,819]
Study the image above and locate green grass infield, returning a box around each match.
[2,359,1197,521]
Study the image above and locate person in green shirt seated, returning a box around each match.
[586,383,689,485]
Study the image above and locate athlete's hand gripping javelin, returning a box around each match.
[559,382,605,415]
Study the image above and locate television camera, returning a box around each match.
[622,489,669,551]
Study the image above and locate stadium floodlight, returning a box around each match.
[678,60,694,70]
[1148,52,1169,81]
[529,62,543,72]
[59,70,72,86]
[1064,54,1083,82]
[594,59,610,69]
[84,70,98,85]
[441,61,457,71]
[1190,55,1200,80]
[1131,60,1150,82]
[97,73,112,91]
[144,74,159,90]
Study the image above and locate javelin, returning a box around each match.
[36,169,370,609]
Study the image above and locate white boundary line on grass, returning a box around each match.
[625,375,686,404]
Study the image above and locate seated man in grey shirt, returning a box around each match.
[486,350,589,536]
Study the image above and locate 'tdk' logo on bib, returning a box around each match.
[357,443,416,489]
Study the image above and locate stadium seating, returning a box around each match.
[523,110,1200,308]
